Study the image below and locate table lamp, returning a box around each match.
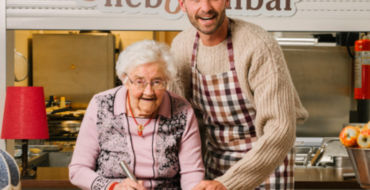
[1,86,49,178]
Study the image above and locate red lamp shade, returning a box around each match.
[1,86,49,139]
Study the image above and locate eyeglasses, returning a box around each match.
[126,76,167,90]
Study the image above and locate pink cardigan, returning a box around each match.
[69,86,204,190]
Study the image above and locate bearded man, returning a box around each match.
[169,0,309,190]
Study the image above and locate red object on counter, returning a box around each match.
[354,38,370,99]
[354,39,370,100]
[1,86,49,139]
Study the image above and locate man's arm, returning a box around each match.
[167,34,186,97]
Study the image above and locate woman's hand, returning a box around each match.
[113,179,146,190]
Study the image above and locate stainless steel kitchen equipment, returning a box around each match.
[282,44,352,137]
[295,146,316,166]
[311,139,340,166]
[294,137,322,166]
[37,112,83,167]
[295,137,352,168]
[32,33,115,109]
[48,120,81,141]
[346,147,370,189]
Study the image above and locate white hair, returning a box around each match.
[116,40,176,83]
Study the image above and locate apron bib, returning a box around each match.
[190,28,294,189]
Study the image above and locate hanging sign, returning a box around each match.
[8,0,370,31]
[74,0,301,20]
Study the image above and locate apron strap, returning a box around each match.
[191,33,200,67]
[226,33,235,71]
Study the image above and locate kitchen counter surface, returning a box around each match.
[295,167,363,189]
[15,152,48,167]
[21,167,364,189]
[21,167,77,189]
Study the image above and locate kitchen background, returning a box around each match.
[1,1,370,189]
[14,29,356,134]
[10,29,358,168]
[11,30,180,167]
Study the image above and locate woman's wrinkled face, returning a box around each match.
[125,62,167,118]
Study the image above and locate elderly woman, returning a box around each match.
[69,40,204,190]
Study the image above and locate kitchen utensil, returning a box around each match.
[119,161,137,182]
[346,147,370,188]
[310,139,339,166]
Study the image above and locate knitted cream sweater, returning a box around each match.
[169,18,308,190]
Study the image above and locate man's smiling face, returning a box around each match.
[179,0,229,35]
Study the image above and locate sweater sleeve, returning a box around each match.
[178,103,205,190]
[69,96,114,190]
[214,36,300,190]
[168,31,193,100]
[168,35,183,97]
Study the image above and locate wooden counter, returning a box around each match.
[21,167,77,189]
[21,167,364,189]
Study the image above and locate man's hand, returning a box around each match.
[192,180,227,190]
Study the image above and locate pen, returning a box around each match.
[119,161,138,183]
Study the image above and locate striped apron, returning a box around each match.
[190,29,294,189]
